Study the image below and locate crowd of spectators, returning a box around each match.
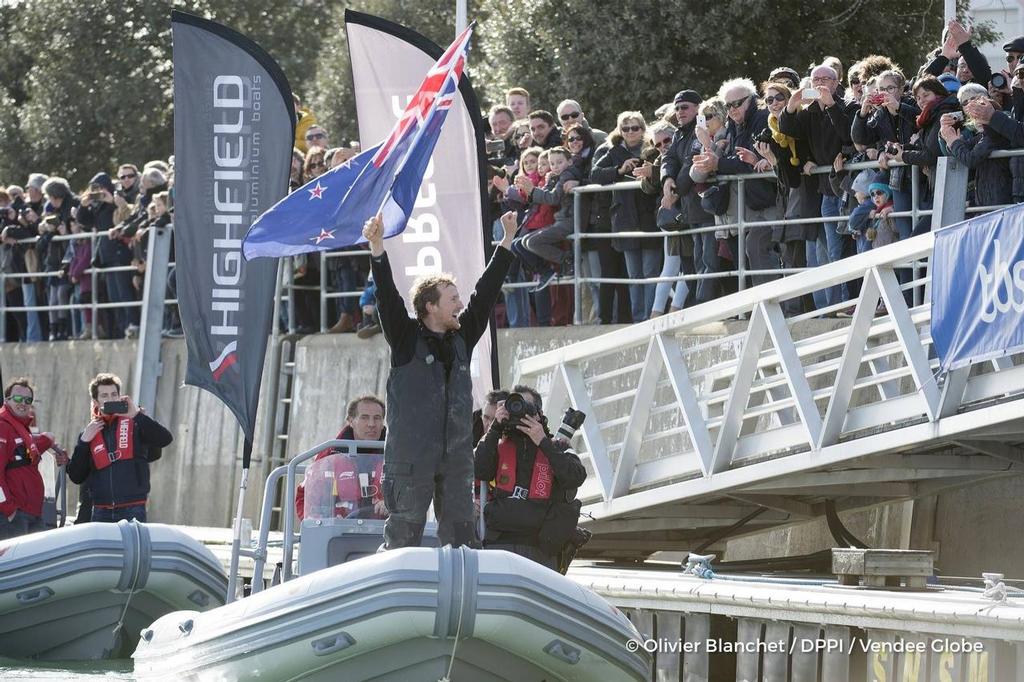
[6,21,1024,343]
[1,162,174,342]
[484,21,1024,324]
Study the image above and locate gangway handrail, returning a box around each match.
[230,437,384,600]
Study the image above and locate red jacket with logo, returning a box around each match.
[0,407,53,518]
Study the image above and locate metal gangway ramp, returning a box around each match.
[514,229,1024,560]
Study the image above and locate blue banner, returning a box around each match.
[931,203,1024,370]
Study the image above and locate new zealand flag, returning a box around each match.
[242,23,473,259]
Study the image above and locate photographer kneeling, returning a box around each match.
[474,387,586,572]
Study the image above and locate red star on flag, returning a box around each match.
[309,228,336,245]
[307,181,327,200]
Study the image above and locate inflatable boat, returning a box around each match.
[133,546,651,681]
[0,520,227,660]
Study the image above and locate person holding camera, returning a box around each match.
[362,210,516,551]
[0,378,67,539]
[474,387,586,571]
[939,85,1013,208]
[37,178,78,340]
[77,172,135,339]
[779,65,859,307]
[67,373,173,523]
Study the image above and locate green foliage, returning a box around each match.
[0,0,1001,189]
[473,0,998,129]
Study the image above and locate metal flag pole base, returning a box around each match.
[226,440,253,603]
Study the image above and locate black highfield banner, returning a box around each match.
[171,11,293,447]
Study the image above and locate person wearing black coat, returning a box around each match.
[890,77,962,234]
[586,141,632,325]
[758,82,817,315]
[77,172,134,338]
[474,390,586,571]
[923,20,992,87]
[693,79,781,288]
[38,178,79,340]
[779,64,859,307]
[662,89,719,304]
[591,112,662,322]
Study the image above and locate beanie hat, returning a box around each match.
[89,172,116,195]
[769,67,800,87]
[27,173,47,191]
[673,89,702,106]
[938,73,960,94]
[868,182,892,199]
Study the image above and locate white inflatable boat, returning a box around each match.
[0,520,227,660]
[133,546,651,681]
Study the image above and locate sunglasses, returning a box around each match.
[849,78,862,86]
[560,111,581,121]
[118,174,136,181]
[620,125,643,133]
[566,136,583,143]
[305,132,326,141]
[1007,53,1022,63]
[763,94,787,104]
[8,395,33,405]
[725,95,750,110]
[674,103,694,111]
[654,138,672,149]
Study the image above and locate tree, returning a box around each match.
[473,0,997,130]
[308,1,471,146]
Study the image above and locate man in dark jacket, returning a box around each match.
[67,372,173,522]
[76,172,134,338]
[362,211,517,550]
[474,387,586,571]
[924,20,991,87]
[779,65,859,307]
[662,89,718,303]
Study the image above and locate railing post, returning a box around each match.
[573,190,582,326]
[285,257,296,335]
[90,231,98,339]
[925,157,968,306]
[929,157,968,230]
[131,222,173,412]
[0,272,6,341]
[736,178,746,292]
[319,252,327,334]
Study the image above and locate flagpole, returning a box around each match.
[456,0,467,34]
[226,439,253,603]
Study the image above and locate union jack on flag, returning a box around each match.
[242,23,474,259]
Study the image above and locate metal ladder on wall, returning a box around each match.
[263,336,298,530]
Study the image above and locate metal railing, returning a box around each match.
[296,153,943,330]
[511,156,1024,539]
[232,437,384,601]
[0,228,178,341]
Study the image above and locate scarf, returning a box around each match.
[915,99,941,129]
[0,406,40,465]
[768,114,800,166]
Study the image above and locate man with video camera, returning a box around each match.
[474,385,588,572]
[67,373,173,523]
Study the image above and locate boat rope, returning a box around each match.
[438,549,468,682]
[112,520,144,642]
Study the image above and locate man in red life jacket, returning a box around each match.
[0,378,67,539]
[474,385,586,571]
[67,372,172,523]
[296,395,387,520]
